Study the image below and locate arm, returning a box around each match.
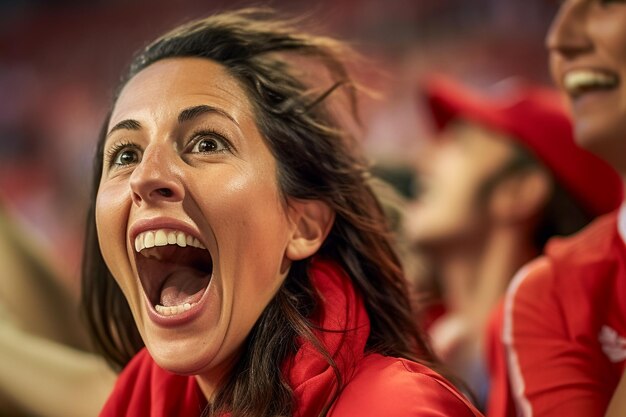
[0,207,90,349]
[0,205,117,416]
[0,317,117,417]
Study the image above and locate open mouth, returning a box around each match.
[564,69,620,98]
[133,229,212,316]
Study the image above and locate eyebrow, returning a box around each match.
[107,104,239,139]
[107,119,142,137]
[178,104,239,126]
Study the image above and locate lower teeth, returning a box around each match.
[155,302,195,316]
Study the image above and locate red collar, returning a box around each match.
[284,258,370,416]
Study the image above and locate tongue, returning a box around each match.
[159,267,210,307]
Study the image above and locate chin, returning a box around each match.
[138,309,227,376]
[408,224,443,246]
[147,337,220,375]
[412,231,460,251]
[573,120,626,173]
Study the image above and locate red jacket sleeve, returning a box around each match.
[502,258,612,417]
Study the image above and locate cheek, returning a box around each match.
[434,154,479,205]
[201,166,290,277]
[597,16,626,61]
[202,169,291,338]
[548,54,563,92]
[430,164,487,231]
[95,181,132,281]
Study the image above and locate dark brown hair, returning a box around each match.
[82,8,435,417]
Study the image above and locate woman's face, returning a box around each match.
[405,121,514,249]
[547,0,626,171]
[96,57,298,386]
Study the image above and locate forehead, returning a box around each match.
[437,119,515,158]
[109,57,254,130]
[443,120,511,144]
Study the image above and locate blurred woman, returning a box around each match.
[497,2,626,417]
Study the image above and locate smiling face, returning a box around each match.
[405,121,515,249]
[546,0,626,172]
[95,57,298,391]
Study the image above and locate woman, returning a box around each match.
[82,9,482,417]
[494,1,626,417]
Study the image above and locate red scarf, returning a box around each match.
[100,258,370,417]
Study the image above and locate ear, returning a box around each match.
[285,199,335,261]
[488,168,552,225]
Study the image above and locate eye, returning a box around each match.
[115,148,140,165]
[106,142,142,168]
[188,131,231,154]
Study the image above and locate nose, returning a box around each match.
[545,1,592,57]
[129,145,184,207]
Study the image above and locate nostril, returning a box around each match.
[156,188,173,198]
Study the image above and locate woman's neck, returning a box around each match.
[194,350,241,403]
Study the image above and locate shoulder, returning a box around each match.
[329,354,481,417]
[545,210,619,268]
[503,213,626,349]
[507,210,621,314]
[505,257,554,312]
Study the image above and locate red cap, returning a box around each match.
[422,75,623,217]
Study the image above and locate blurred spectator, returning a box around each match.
[0,202,116,417]
[404,76,622,409]
[493,1,626,416]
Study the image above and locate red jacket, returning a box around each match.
[490,209,626,417]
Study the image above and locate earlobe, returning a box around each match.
[285,199,335,261]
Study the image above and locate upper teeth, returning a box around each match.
[134,229,205,252]
[564,70,618,95]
